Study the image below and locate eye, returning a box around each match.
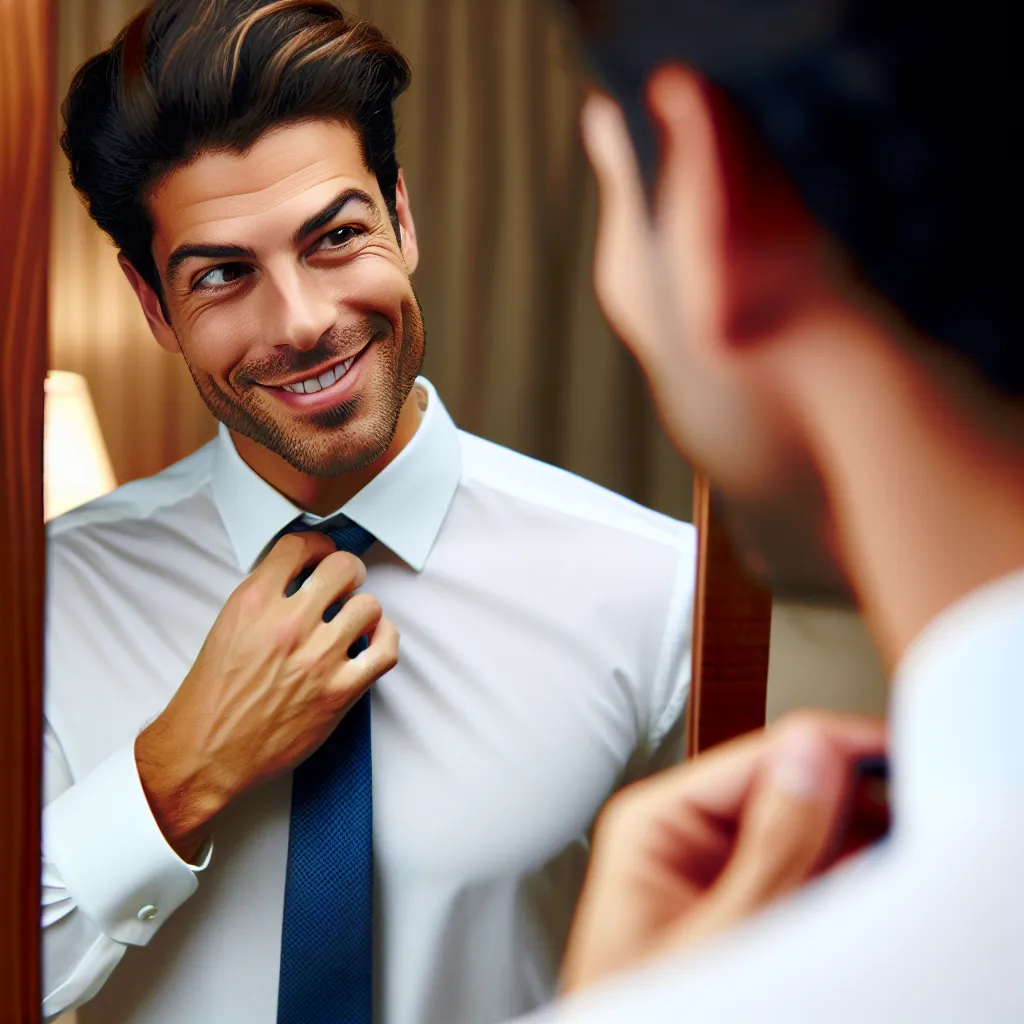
[315,225,363,251]
[194,264,252,290]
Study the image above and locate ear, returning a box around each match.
[118,254,180,353]
[646,66,823,348]
[393,168,419,274]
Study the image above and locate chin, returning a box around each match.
[286,406,401,476]
[763,560,857,607]
[715,491,856,608]
[280,429,392,477]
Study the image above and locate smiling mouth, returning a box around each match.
[271,348,365,395]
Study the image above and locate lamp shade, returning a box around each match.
[44,371,117,521]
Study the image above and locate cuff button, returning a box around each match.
[137,904,159,922]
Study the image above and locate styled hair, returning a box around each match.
[61,0,411,299]
[568,0,1022,396]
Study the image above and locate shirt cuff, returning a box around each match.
[43,741,207,947]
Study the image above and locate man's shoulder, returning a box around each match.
[47,441,217,554]
[457,430,695,556]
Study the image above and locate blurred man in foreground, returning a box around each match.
[512,0,1022,1019]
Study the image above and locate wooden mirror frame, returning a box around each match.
[1,1,53,1020]
[687,473,773,756]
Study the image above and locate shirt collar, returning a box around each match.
[210,377,462,573]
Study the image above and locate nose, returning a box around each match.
[265,260,336,351]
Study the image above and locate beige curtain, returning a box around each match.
[51,0,694,520]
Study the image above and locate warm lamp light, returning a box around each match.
[44,371,117,521]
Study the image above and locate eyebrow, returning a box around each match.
[164,188,379,288]
[165,243,258,289]
[290,187,377,247]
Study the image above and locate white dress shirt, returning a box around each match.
[42,378,695,1024]
[518,569,1024,1023]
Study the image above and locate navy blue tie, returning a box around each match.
[277,518,376,1024]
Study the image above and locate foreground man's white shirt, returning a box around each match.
[42,379,695,1024]
[517,570,1024,1023]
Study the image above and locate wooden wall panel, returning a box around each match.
[687,473,773,755]
[0,0,53,1021]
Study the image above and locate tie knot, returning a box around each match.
[284,516,376,557]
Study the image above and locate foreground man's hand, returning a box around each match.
[135,531,400,860]
[560,712,887,994]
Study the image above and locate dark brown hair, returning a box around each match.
[567,0,1022,396]
[61,0,411,301]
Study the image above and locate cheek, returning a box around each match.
[339,251,415,320]
[180,303,262,379]
[592,202,665,369]
[593,218,696,432]
[666,365,797,498]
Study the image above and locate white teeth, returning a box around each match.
[281,354,357,394]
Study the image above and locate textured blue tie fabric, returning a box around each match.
[277,518,376,1024]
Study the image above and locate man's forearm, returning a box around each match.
[135,717,223,863]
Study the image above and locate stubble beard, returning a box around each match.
[183,304,426,477]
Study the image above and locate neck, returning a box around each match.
[231,385,426,517]
[781,309,1024,669]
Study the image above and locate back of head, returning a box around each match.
[61,0,410,301]
[569,0,1021,397]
